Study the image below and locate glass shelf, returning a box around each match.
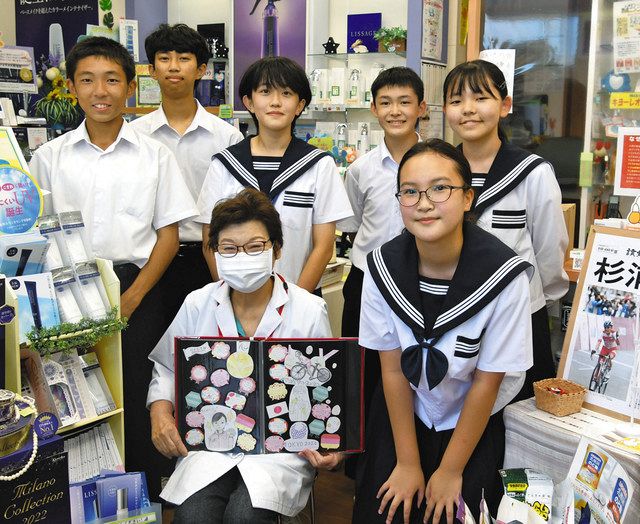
[307,51,406,60]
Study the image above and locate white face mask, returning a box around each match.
[215,249,273,293]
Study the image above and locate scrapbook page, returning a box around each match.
[175,337,363,454]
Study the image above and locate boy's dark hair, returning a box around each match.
[208,188,284,253]
[144,23,211,67]
[238,57,311,134]
[371,66,424,104]
[66,36,135,84]
[398,139,472,189]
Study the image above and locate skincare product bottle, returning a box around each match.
[116,487,129,518]
[49,23,65,63]
[348,69,361,105]
[74,262,110,320]
[251,0,280,58]
[357,123,369,156]
[39,214,65,270]
[52,267,84,324]
[15,249,33,277]
[59,211,91,264]
[25,280,43,330]
[309,69,321,104]
[335,124,347,149]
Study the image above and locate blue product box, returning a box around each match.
[347,13,382,53]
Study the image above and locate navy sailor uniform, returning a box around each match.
[353,223,533,523]
[196,136,353,286]
[467,142,569,398]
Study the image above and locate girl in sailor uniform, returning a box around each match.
[196,57,352,293]
[148,189,341,523]
[443,60,568,400]
[352,140,533,524]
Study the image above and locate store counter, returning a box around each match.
[503,398,640,522]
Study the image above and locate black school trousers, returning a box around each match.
[352,384,505,524]
[115,263,174,502]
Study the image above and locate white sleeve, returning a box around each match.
[228,128,244,147]
[312,156,353,224]
[29,147,54,215]
[476,272,533,373]
[527,163,569,304]
[310,300,332,338]
[358,266,401,350]
[336,164,363,233]
[153,146,199,229]
[147,302,193,407]
[195,158,237,224]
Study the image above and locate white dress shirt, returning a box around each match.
[129,101,243,241]
[196,151,353,284]
[337,139,408,271]
[147,276,332,515]
[29,120,198,268]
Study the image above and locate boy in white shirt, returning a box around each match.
[130,24,243,322]
[29,36,198,499]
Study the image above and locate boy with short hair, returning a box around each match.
[130,23,243,321]
[29,36,198,499]
[338,66,426,476]
[197,57,352,293]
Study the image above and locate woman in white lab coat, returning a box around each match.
[147,188,340,523]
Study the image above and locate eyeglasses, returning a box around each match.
[395,185,470,206]
[215,240,272,258]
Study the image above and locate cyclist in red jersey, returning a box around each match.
[592,320,619,360]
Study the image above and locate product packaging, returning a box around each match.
[79,352,116,416]
[96,472,145,519]
[38,214,66,271]
[0,231,49,276]
[569,437,634,524]
[364,64,385,103]
[59,211,92,265]
[497,495,546,524]
[329,68,346,104]
[74,262,110,320]
[8,273,60,343]
[499,468,554,522]
[346,68,362,105]
[51,267,84,324]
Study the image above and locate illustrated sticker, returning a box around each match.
[326,416,341,434]
[183,341,211,361]
[236,414,255,433]
[190,365,208,383]
[201,405,237,452]
[211,341,231,359]
[284,421,319,452]
[185,391,202,409]
[239,377,256,395]
[211,369,230,387]
[288,383,311,421]
[265,435,285,452]
[225,391,247,411]
[237,433,257,451]
[186,411,204,428]
[227,341,254,378]
[269,364,288,381]
[201,386,221,404]
[268,417,289,435]
[268,344,288,362]
[320,433,340,450]
[266,401,289,418]
[267,382,287,400]
[309,419,325,436]
[312,386,329,402]
[185,428,204,446]
[311,403,331,420]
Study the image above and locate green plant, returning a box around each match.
[373,26,408,46]
[26,307,128,357]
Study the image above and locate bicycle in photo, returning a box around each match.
[589,353,613,394]
[290,350,332,383]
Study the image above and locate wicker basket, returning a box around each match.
[533,378,587,416]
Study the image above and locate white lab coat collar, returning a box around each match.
[212,275,289,337]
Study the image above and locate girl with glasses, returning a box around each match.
[353,140,533,524]
[147,188,341,523]
[443,60,569,401]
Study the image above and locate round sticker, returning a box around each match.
[0,166,43,234]
[34,412,59,439]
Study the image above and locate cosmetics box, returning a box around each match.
[0,232,49,276]
[79,352,116,416]
[7,272,60,343]
[346,13,382,54]
[96,472,144,519]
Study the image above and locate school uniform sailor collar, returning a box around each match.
[368,222,532,339]
[368,222,532,389]
[212,274,289,338]
[66,118,140,151]
[214,136,331,200]
[462,141,546,215]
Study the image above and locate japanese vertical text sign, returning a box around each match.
[615,127,640,196]
[559,225,640,419]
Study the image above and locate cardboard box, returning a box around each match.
[561,203,576,261]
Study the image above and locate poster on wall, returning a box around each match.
[233,0,306,111]
[559,225,640,420]
[421,0,445,62]
[478,48,515,113]
[614,127,640,196]
[14,0,98,68]
[613,0,640,74]
[0,46,38,94]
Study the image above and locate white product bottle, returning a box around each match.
[335,123,347,149]
[309,69,321,105]
[357,123,369,156]
[348,68,361,105]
